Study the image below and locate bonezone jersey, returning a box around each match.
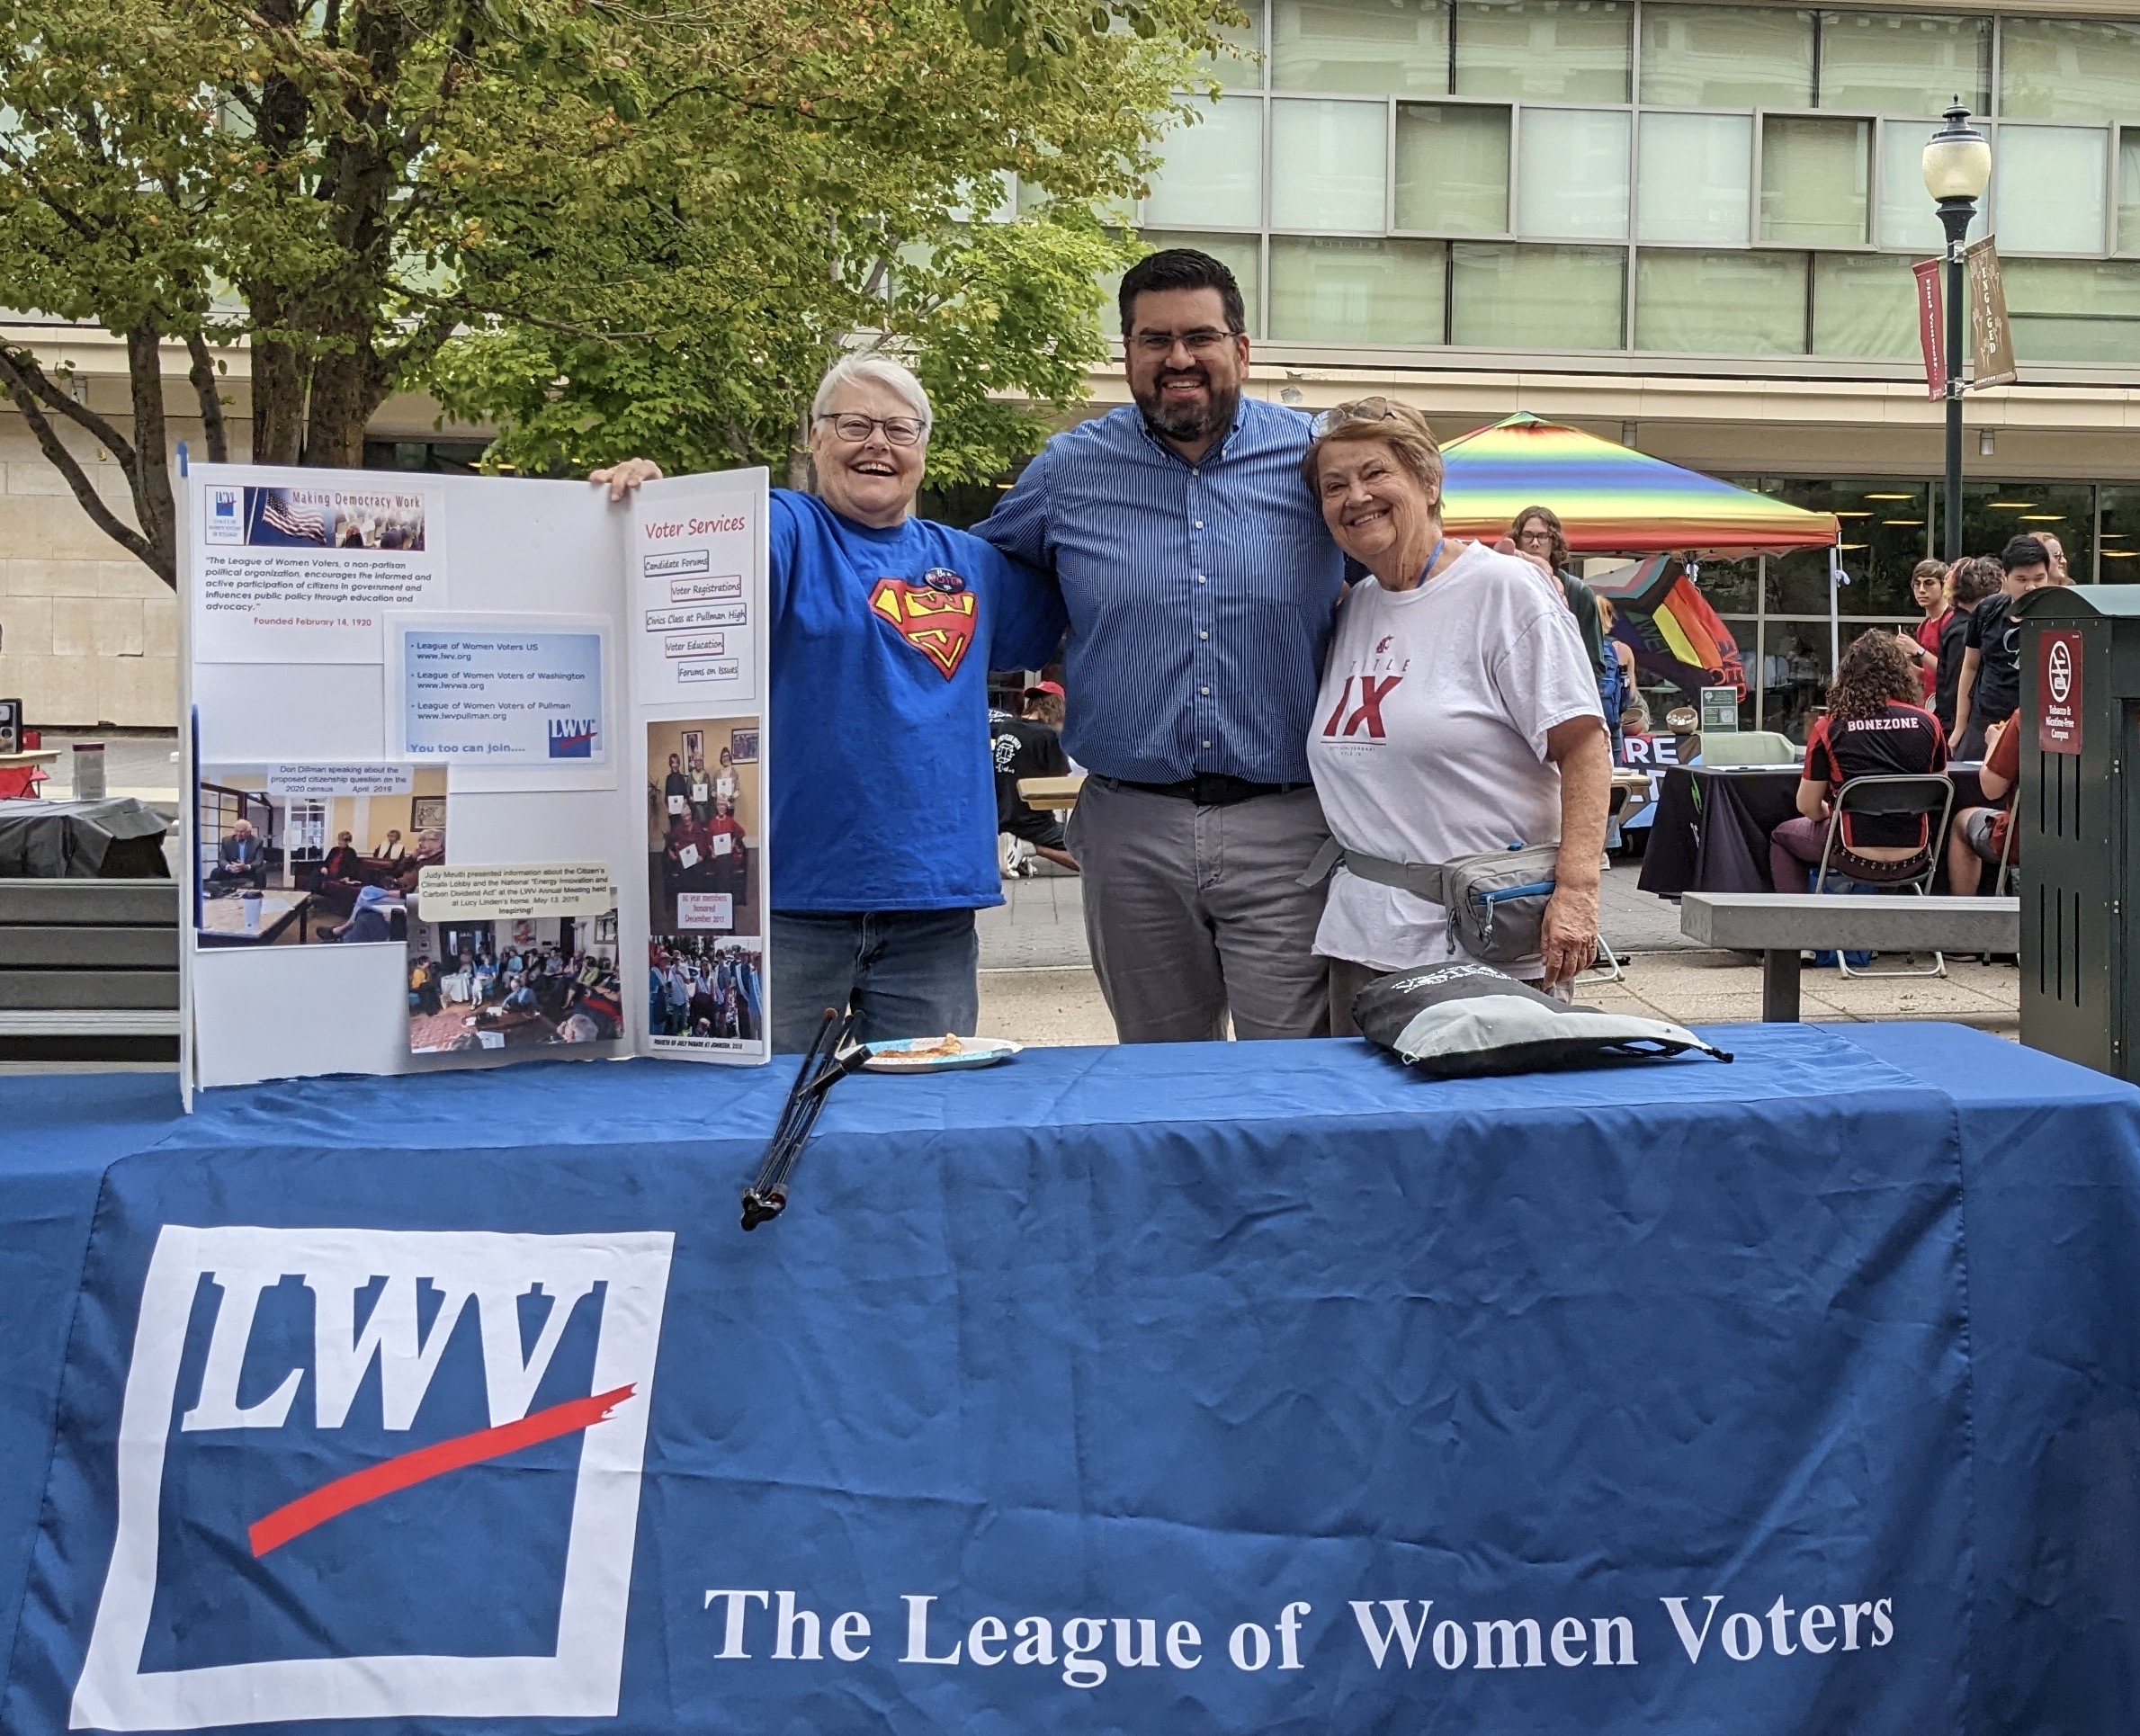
[1802,702,1947,849]
[1306,542,1603,975]
[768,491,1066,912]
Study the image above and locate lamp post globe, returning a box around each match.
[1924,102,1991,562]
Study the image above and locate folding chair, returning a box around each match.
[1812,774,1956,980]
[1992,804,2019,898]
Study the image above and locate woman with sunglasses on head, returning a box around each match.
[593,353,1067,1050]
[1301,399,1611,1032]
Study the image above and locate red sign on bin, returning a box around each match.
[2037,630,2082,755]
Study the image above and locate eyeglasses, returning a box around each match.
[1310,395,1401,437]
[1515,529,1554,545]
[1129,327,1241,355]
[818,412,927,446]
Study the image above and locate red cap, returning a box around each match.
[1025,680,1065,699]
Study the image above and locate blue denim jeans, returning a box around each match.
[769,908,980,1052]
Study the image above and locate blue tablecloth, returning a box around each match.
[2,1026,2136,1734]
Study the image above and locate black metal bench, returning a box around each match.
[0,880,179,1061]
[1679,892,2020,1022]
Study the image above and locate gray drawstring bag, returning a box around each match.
[1351,961,1732,1079]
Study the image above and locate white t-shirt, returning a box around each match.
[1306,541,1603,975]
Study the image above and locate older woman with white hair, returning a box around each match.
[595,353,1066,1050]
[1299,398,1610,1030]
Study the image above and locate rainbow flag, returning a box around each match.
[1439,414,1839,556]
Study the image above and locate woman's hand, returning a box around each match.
[1539,881,1599,989]
[591,458,664,501]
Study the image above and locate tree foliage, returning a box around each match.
[0,0,1239,585]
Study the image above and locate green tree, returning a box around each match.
[432,0,1239,486]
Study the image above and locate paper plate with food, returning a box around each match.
[862,1033,1023,1073]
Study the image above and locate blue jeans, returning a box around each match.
[770,908,980,1052]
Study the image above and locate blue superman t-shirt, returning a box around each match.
[769,490,1066,912]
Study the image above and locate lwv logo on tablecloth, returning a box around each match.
[70,1226,672,1731]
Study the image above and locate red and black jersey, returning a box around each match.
[1803,702,1947,850]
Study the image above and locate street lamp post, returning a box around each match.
[1923,103,1993,562]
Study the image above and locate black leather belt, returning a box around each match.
[1112,773,1310,807]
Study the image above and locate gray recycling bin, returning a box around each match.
[2013,585,2139,1079]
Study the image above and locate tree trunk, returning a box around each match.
[122,324,178,586]
[250,322,308,466]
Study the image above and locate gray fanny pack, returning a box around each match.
[1302,839,1562,966]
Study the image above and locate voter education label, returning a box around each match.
[265,763,416,798]
[2038,630,2082,755]
[416,863,614,921]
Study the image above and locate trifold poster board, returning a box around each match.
[181,462,772,1097]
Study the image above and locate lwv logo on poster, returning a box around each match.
[70,1226,672,1731]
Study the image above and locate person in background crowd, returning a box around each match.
[208,818,268,890]
[1947,714,2022,897]
[1299,399,1609,1031]
[595,352,1066,1050]
[1895,559,1951,711]
[1767,632,1947,894]
[1955,535,2055,758]
[372,828,407,861]
[1594,595,1637,763]
[990,680,1079,873]
[1510,506,1608,694]
[978,247,1346,1042]
[2041,531,2071,585]
[1929,557,2001,740]
[335,882,398,944]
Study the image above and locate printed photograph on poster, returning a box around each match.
[729,726,758,765]
[390,616,610,769]
[407,907,623,1054]
[648,715,760,940]
[193,472,446,664]
[648,935,766,1046]
[194,763,445,948]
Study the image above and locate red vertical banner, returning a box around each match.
[1914,260,1946,401]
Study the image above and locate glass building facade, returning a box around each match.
[1076,4,2140,740]
[1137,4,2140,363]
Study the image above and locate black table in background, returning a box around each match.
[0,798,170,879]
[1637,765,1987,899]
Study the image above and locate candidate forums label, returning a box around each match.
[396,625,607,766]
[2037,630,2082,755]
[416,863,615,922]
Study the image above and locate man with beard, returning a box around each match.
[979,249,1344,1042]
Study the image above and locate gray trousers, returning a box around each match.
[1066,779,1332,1042]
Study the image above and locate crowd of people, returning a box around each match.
[410,936,623,1048]
[1753,532,2061,898]
[595,246,1616,1051]
[649,943,765,1041]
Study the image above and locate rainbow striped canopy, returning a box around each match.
[1438,414,1839,556]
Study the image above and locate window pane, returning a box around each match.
[1395,103,1510,232]
[1517,109,1629,238]
[1766,479,1930,616]
[1811,254,1914,356]
[1818,13,1988,117]
[1145,96,1265,229]
[1994,128,2108,255]
[1955,482,2094,587]
[1274,0,1449,95]
[1761,116,1868,246]
[1875,120,1984,251]
[1450,242,1625,347]
[2100,484,2140,578]
[1199,8,1266,91]
[1455,0,1630,102]
[2123,133,2140,254]
[1638,5,1813,109]
[1635,250,1807,353]
[1637,112,1751,244]
[1270,99,1388,230]
[2000,19,2140,124]
[2002,259,2140,364]
[1270,237,1445,341]
[1134,231,1264,336]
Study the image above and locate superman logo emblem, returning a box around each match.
[870,577,977,679]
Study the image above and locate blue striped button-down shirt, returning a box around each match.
[977,399,1346,784]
